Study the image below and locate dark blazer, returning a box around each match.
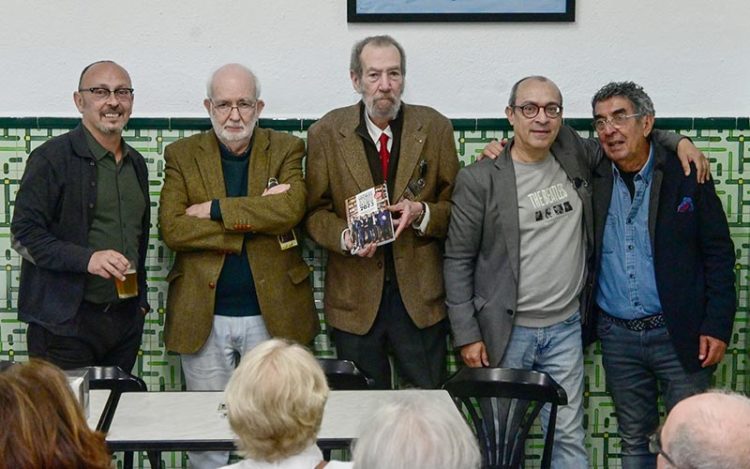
[11,124,151,329]
[159,128,318,354]
[445,126,598,365]
[592,140,736,372]
[305,103,459,335]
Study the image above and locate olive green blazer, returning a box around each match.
[159,128,318,353]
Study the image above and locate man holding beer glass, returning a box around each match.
[11,60,150,372]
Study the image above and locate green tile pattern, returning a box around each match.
[0,118,747,469]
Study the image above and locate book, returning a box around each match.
[345,183,395,250]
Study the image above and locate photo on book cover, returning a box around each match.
[345,183,395,250]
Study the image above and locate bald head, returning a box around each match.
[659,391,750,469]
[206,63,260,100]
[78,60,131,89]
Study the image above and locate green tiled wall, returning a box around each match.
[0,117,747,469]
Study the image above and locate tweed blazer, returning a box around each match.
[305,103,459,335]
[159,128,318,354]
[444,127,598,366]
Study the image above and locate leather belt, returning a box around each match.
[601,311,666,331]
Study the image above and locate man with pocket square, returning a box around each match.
[590,81,736,469]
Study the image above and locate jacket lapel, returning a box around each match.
[248,127,270,196]
[492,144,521,282]
[648,145,666,250]
[195,131,226,199]
[338,109,374,193]
[393,106,426,201]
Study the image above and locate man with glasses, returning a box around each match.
[306,35,459,390]
[653,391,750,469]
[445,76,707,468]
[591,82,735,469]
[11,60,150,372]
[159,63,318,469]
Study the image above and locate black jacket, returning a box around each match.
[11,124,150,330]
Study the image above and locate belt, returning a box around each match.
[601,311,666,331]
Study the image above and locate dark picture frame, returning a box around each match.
[347,0,575,23]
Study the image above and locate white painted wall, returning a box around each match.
[1,0,747,118]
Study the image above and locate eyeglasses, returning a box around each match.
[78,87,134,101]
[210,100,258,117]
[593,113,642,132]
[649,426,677,467]
[510,103,563,119]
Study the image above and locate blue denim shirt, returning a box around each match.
[595,145,663,319]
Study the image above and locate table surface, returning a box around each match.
[105,389,456,451]
[87,389,111,430]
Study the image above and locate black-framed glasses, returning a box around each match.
[649,426,677,467]
[593,113,642,132]
[511,103,562,119]
[210,100,258,116]
[78,87,134,101]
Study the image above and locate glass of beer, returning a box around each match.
[115,259,138,299]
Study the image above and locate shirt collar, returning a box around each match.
[82,125,128,161]
[611,143,654,184]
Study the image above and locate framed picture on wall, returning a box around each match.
[347,0,575,22]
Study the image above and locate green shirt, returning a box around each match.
[82,127,146,303]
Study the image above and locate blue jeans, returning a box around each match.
[500,311,588,469]
[181,315,271,469]
[598,316,712,469]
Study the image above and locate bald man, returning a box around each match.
[656,391,750,468]
[12,61,150,372]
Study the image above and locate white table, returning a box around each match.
[105,389,456,452]
[87,389,111,430]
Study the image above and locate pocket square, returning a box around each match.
[677,196,694,213]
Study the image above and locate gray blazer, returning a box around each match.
[444,126,598,365]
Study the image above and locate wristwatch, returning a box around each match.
[414,202,426,226]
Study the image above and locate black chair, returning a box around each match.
[317,358,375,390]
[0,360,15,372]
[443,367,567,469]
[83,366,158,469]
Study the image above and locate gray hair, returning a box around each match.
[667,391,750,469]
[508,75,562,107]
[350,35,406,78]
[352,393,481,469]
[591,81,655,117]
[206,63,261,100]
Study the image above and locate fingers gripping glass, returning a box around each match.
[649,426,677,467]
[511,103,563,119]
[78,87,134,101]
[210,100,258,117]
[593,113,642,132]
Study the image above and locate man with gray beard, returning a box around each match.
[306,35,459,389]
[159,63,318,469]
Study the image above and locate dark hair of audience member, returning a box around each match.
[0,359,112,469]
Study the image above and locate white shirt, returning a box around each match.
[218,444,353,469]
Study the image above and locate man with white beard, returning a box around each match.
[306,36,459,389]
[159,63,318,469]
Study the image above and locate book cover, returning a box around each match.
[345,183,395,250]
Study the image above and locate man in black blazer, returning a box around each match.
[590,82,736,469]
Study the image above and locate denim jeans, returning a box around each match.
[500,311,588,469]
[181,315,271,469]
[598,316,712,469]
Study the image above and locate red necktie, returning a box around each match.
[379,133,390,182]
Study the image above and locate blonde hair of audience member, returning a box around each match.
[225,339,329,462]
[0,359,111,469]
[352,393,481,469]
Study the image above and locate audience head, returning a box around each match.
[204,63,264,153]
[0,359,111,469]
[224,339,329,462]
[656,390,750,469]
[591,81,655,169]
[352,393,481,469]
[350,35,405,128]
[505,76,564,158]
[74,60,133,141]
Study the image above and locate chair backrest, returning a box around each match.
[317,358,374,390]
[0,360,15,372]
[79,366,146,432]
[443,367,567,469]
